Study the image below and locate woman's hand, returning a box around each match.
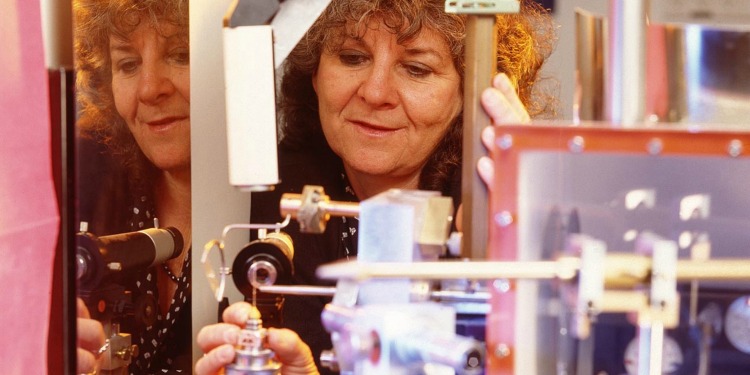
[478,72,531,185]
[481,73,530,125]
[76,298,105,374]
[195,302,319,375]
[456,73,529,231]
[265,327,320,375]
[477,73,531,186]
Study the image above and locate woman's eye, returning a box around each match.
[170,48,190,65]
[404,63,432,78]
[338,52,367,66]
[115,59,138,74]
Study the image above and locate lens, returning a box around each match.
[201,239,228,302]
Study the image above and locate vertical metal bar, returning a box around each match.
[574,9,607,123]
[636,325,652,375]
[61,67,77,375]
[648,322,665,375]
[606,0,648,125]
[461,15,496,259]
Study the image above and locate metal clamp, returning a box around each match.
[445,0,520,14]
[280,185,360,233]
[201,217,291,302]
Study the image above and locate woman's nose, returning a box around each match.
[357,63,398,108]
[137,62,175,104]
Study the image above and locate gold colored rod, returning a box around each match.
[316,257,750,285]
[279,193,360,218]
[676,260,750,281]
[461,15,496,259]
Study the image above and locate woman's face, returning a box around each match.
[111,21,190,173]
[313,20,462,181]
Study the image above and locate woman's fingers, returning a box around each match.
[77,317,105,352]
[481,126,495,152]
[194,344,237,375]
[76,298,105,373]
[493,73,530,122]
[77,348,98,374]
[474,73,523,197]
[477,156,494,188]
[194,302,263,375]
[77,297,91,319]
[268,328,319,375]
[481,73,530,124]
[221,301,258,326]
[196,323,242,352]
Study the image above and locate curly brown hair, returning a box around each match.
[74,0,188,185]
[279,0,556,194]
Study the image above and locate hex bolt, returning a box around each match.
[568,136,585,153]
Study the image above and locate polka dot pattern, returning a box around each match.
[339,173,359,259]
[125,196,191,374]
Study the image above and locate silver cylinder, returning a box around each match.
[606,0,648,125]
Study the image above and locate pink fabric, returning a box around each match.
[0,0,60,373]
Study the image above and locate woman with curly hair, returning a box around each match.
[73,0,192,372]
[197,1,556,374]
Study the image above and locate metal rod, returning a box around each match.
[316,260,568,281]
[574,8,606,122]
[260,285,492,303]
[316,258,750,284]
[460,14,496,259]
[259,285,336,296]
[431,290,490,303]
[649,321,665,375]
[600,291,648,312]
[606,0,648,125]
[675,260,750,281]
[279,194,360,218]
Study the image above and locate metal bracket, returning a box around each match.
[445,0,520,14]
[570,234,606,339]
[224,0,280,27]
[649,238,679,328]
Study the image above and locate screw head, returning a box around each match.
[647,138,663,155]
[728,139,743,158]
[568,136,585,153]
[497,134,514,150]
[494,211,514,227]
[494,343,511,358]
[493,279,510,293]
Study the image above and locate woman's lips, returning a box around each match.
[351,120,398,136]
[146,116,188,130]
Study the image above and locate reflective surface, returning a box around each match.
[576,10,750,125]
[648,23,750,124]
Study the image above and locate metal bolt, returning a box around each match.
[497,134,514,150]
[493,279,510,293]
[116,346,133,361]
[494,343,511,358]
[728,139,743,158]
[568,136,585,153]
[494,211,514,227]
[107,262,122,271]
[320,350,339,372]
[647,138,663,155]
